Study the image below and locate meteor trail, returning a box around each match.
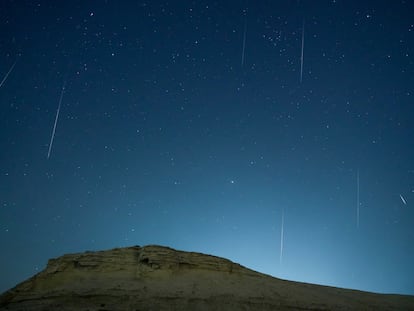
[280,210,284,266]
[241,13,247,68]
[0,60,17,88]
[300,20,305,83]
[400,194,407,205]
[357,169,360,228]
[47,81,66,159]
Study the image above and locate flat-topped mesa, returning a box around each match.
[42,245,253,275]
[2,245,414,311]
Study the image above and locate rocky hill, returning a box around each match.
[1,245,413,310]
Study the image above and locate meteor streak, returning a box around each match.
[300,20,305,83]
[47,81,66,159]
[357,169,360,228]
[280,210,284,266]
[400,194,407,205]
[241,13,247,67]
[0,60,17,88]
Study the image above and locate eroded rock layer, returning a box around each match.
[1,245,413,310]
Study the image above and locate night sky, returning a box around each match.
[1,0,414,295]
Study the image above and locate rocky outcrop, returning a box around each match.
[1,245,413,310]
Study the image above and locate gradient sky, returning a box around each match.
[1,0,413,295]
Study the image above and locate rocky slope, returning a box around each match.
[1,245,413,310]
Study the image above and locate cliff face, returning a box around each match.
[1,245,413,311]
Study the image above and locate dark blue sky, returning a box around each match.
[1,0,413,295]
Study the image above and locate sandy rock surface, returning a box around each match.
[1,245,413,310]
